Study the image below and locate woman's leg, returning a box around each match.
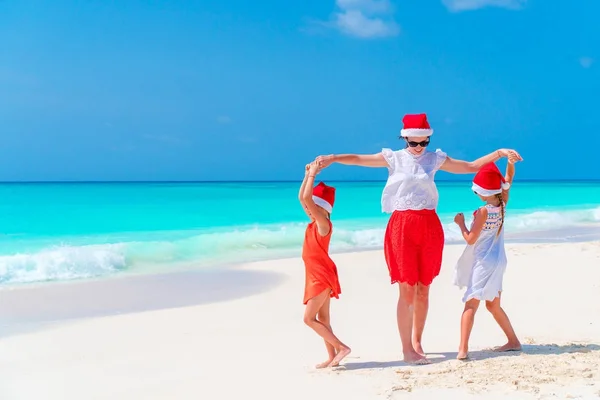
[303,289,351,367]
[411,283,429,356]
[386,211,429,364]
[314,295,337,368]
[411,211,444,356]
[485,293,521,351]
[397,283,429,364]
[458,298,480,359]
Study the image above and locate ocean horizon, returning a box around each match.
[2,179,600,183]
[1,180,599,287]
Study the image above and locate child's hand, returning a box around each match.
[499,149,522,163]
[454,213,465,225]
[507,151,520,164]
[309,161,320,175]
[305,164,311,175]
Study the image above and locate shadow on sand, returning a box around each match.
[341,343,600,371]
[0,267,286,338]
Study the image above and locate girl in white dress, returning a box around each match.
[453,160,521,360]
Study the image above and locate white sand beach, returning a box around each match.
[1,241,599,400]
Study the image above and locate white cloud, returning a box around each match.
[309,0,399,39]
[334,9,399,38]
[580,57,594,69]
[442,0,526,12]
[336,0,393,14]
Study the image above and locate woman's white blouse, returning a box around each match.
[381,148,448,213]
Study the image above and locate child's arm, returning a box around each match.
[454,208,488,245]
[298,164,314,221]
[502,158,516,205]
[302,162,331,236]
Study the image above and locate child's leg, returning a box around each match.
[485,293,521,351]
[458,298,480,360]
[303,289,351,367]
[314,295,337,368]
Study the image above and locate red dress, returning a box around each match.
[302,220,341,305]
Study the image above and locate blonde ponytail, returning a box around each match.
[495,193,505,237]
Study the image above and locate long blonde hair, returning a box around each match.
[495,193,505,237]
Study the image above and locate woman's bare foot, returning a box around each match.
[328,346,351,367]
[413,341,425,356]
[456,350,469,360]
[403,351,431,365]
[315,358,335,369]
[493,342,522,352]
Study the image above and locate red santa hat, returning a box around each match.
[400,113,434,137]
[312,182,336,213]
[472,163,511,196]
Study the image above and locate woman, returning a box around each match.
[315,113,522,364]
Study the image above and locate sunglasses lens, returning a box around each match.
[409,141,429,147]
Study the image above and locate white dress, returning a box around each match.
[454,204,507,302]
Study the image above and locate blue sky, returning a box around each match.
[0,0,598,181]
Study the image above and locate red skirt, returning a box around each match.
[384,209,445,286]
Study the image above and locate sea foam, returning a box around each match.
[1,207,599,286]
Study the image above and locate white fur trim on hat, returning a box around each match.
[472,182,510,196]
[400,128,433,137]
[312,196,333,213]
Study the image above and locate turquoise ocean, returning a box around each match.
[1,181,599,287]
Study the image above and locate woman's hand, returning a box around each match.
[315,154,334,170]
[498,149,523,163]
[454,212,465,226]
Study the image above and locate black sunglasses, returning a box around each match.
[404,138,430,147]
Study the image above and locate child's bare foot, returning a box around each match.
[328,346,351,367]
[493,342,522,352]
[403,351,431,365]
[315,358,335,369]
[413,341,425,356]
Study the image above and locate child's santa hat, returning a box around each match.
[400,113,434,137]
[472,163,511,196]
[312,182,336,214]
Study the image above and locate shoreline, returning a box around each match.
[2,223,600,291]
[0,266,286,338]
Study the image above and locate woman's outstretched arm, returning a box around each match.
[315,153,388,169]
[440,149,522,174]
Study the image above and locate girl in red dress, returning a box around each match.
[299,161,350,369]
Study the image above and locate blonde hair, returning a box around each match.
[495,193,505,237]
